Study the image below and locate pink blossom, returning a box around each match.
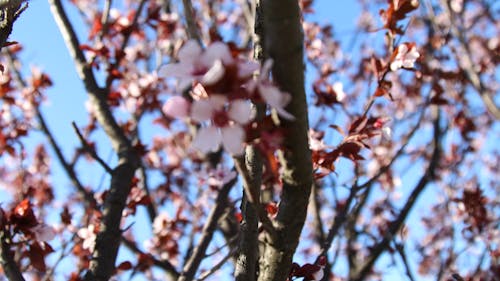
[390,43,420,71]
[190,94,252,155]
[246,59,294,120]
[163,96,190,118]
[332,82,346,102]
[199,164,237,187]
[159,40,234,89]
[77,224,97,252]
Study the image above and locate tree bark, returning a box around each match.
[258,1,313,281]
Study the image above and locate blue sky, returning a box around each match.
[3,1,465,280]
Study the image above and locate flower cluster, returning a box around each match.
[390,43,420,71]
[160,40,293,155]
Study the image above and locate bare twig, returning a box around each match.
[49,1,141,280]
[121,237,179,279]
[71,122,113,174]
[350,106,443,281]
[182,0,202,45]
[196,246,238,281]
[177,178,237,281]
[395,242,417,281]
[431,0,500,119]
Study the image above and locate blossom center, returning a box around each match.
[212,110,230,127]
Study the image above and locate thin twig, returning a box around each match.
[71,122,113,174]
[121,237,180,279]
[196,246,238,281]
[351,106,443,281]
[177,177,237,281]
[394,242,417,281]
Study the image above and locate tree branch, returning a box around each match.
[258,1,313,280]
[49,1,141,280]
[234,147,261,281]
[350,107,443,281]
[177,178,236,281]
[0,0,28,51]
[71,122,113,174]
[0,232,25,281]
[436,0,500,119]
[181,0,202,45]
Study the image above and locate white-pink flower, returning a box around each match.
[199,164,237,187]
[77,224,97,252]
[163,96,190,118]
[190,94,252,155]
[159,40,234,89]
[246,59,295,120]
[390,43,420,71]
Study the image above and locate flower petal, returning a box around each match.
[163,96,190,118]
[203,42,233,65]
[209,95,228,111]
[201,59,225,85]
[178,40,202,63]
[221,125,245,155]
[258,84,295,120]
[228,99,253,124]
[192,126,222,154]
[191,99,214,122]
[238,61,260,78]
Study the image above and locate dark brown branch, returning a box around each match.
[395,242,417,281]
[181,0,202,45]
[177,178,236,281]
[234,147,261,281]
[0,0,28,51]
[234,156,277,240]
[350,107,442,281]
[0,232,25,281]
[310,183,325,248]
[318,186,357,259]
[49,1,141,280]
[257,1,313,280]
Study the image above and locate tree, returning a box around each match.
[0,0,498,280]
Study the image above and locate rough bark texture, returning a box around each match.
[258,1,313,281]
[0,234,25,281]
[0,0,26,50]
[234,146,261,281]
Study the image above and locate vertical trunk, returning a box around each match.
[258,1,313,281]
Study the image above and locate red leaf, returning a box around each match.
[11,199,38,230]
[28,242,53,272]
[117,261,133,271]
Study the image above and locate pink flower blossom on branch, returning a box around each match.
[77,224,97,252]
[390,43,420,71]
[190,94,252,155]
[246,59,295,120]
[159,40,233,89]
